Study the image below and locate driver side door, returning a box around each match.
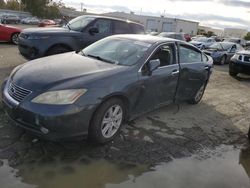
[133,43,179,115]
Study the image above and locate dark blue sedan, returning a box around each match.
[203,42,244,65]
[1,35,213,143]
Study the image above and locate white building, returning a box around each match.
[224,28,248,38]
[102,12,198,35]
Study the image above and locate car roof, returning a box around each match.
[109,34,183,44]
[77,15,144,26]
[219,41,237,45]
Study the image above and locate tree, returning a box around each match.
[244,32,250,40]
[5,0,20,10]
[0,0,6,8]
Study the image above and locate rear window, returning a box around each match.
[130,23,145,34]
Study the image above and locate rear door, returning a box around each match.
[0,24,9,41]
[176,43,211,101]
[134,43,179,114]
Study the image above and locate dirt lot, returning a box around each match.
[0,41,250,168]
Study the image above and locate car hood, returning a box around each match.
[11,52,125,91]
[237,50,250,55]
[190,41,202,45]
[22,27,77,35]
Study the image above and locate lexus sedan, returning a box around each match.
[0,23,21,44]
[1,35,213,143]
[203,42,244,65]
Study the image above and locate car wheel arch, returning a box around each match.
[90,94,130,125]
[45,43,73,55]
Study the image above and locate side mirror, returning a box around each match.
[89,27,99,35]
[148,59,160,73]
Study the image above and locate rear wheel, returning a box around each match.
[188,83,206,104]
[229,70,237,77]
[89,98,125,143]
[11,33,19,45]
[46,45,71,56]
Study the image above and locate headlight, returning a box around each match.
[232,54,242,61]
[32,89,87,105]
[27,35,50,40]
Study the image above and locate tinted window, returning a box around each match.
[113,21,130,34]
[175,34,184,41]
[149,44,175,67]
[67,16,95,31]
[93,19,111,34]
[130,24,144,34]
[179,45,202,63]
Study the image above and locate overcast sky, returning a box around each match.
[63,0,250,30]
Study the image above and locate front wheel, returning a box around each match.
[188,84,206,104]
[89,98,125,143]
[11,33,19,45]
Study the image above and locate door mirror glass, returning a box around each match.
[89,27,99,35]
[148,59,160,73]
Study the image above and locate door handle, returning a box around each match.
[172,70,179,75]
[204,66,210,70]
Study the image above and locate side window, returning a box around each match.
[179,45,202,63]
[113,21,130,34]
[93,19,111,34]
[148,44,175,67]
[202,53,208,62]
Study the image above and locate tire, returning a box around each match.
[229,70,237,77]
[89,98,125,143]
[220,55,226,65]
[11,33,20,45]
[46,45,70,56]
[188,83,206,104]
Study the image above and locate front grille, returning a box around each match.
[243,56,250,62]
[8,82,32,102]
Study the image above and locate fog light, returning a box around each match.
[40,127,49,134]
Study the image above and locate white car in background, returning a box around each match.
[190,37,216,50]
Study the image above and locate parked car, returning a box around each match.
[158,32,185,41]
[0,23,21,44]
[2,35,213,143]
[203,42,244,65]
[18,15,145,59]
[21,17,40,25]
[38,19,56,27]
[223,38,246,47]
[229,50,250,76]
[190,37,215,50]
[1,15,20,24]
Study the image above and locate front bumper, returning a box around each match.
[229,61,250,75]
[1,81,96,141]
[18,37,45,59]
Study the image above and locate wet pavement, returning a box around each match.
[1,145,250,188]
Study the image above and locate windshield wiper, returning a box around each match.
[86,54,117,64]
[66,24,71,30]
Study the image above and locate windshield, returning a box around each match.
[65,16,95,31]
[81,37,152,66]
[209,43,223,50]
[194,37,208,42]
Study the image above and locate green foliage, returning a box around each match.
[244,32,250,40]
[0,0,5,8]
[5,0,20,11]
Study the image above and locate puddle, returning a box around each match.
[1,145,250,188]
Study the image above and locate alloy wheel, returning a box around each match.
[101,105,123,138]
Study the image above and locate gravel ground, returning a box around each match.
[0,39,250,167]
